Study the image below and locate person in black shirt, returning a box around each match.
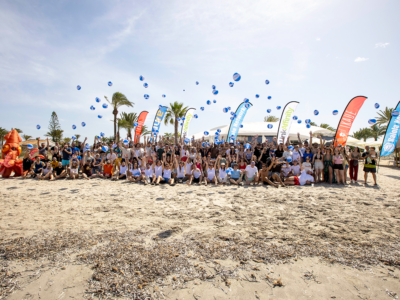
[22,152,34,178]
[267,157,286,187]
[37,137,50,162]
[275,144,284,158]
[53,162,67,179]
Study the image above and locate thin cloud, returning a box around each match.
[375,42,389,48]
[354,57,369,63]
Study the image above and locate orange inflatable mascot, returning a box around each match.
[0,129,23,178]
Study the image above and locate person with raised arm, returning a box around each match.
[174,153,189,183]
[266,156,286,187]
[216,155,228,185]
[284,159,314,186]
[257,162,279,188]
[205,158,218,186]
[156,152,174,185]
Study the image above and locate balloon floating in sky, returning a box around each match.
[245,143,251,149]
[27,144,33,150]
[306,124,311,128]
[72,125,76,130]
[292,115,298,120]
[333,110,339,115]
[72,136,76,140]
[229,82,234,87]
[194,114,198,119]
[98,115,102,119]
[177,117,181,121]
[143,83,148,88]
[267,109,271,113]
[240,124,243,128]
[212,85,216,89]
[255,94,259,98]
[162,94,166,98]
[207,100,211,105]
[245,103,250,109]
[196,81,199,85]
[305,119,311,124]
[276,106,281,110]
[144,94,149,99]
[217,129,221,133]
[108,81,112,86]
[228,107,231,110]
[230,116,234,120]
[100,132,105,137]
[90,105,95,110]
[391,111,399,117]
[268,96,272,100]
[102,103,108,109]
[123,140,129,144]
[297,120,302,124]
[183,89,185,91]
[96,97,101,103]
[213,100,217,103]
[233,73,241,81]
[180,122,183,126]
[223,108,228,113]
[36,125,41,130]
[204,131,209,136]
[134,122,139,127]
[244,98,249,103]
[265,80,270,85]
[139,75,145,81]
[212,90,219,95]
[182,117,185,121]
[374,103,380,109]
[267,124,273,129]
[77,85,81,90]
[215,132,220,136]
[102,146,109,152]
[314,110,319,115]
[200,107,204,111]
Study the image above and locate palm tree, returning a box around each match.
[164,101,189,144]
[75,134,81,142]
[141,125,151,136]
[351,128,372,141]
[319,123,336,131]
[63,137,71,144]
[119,112,138,139]
[0,127,8,146]
[11,128,23,133]
[104,92,134,139]
[264,116,279,122]
[369,124,382,141]
[22,134,32,141]
[164,133,174,139]
[376,107,394,126]
[309,121,318,126]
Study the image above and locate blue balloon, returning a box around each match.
[196,81,199,85]
[228,107,231,110]
[244,98,249,103]
[134,122,139,127]
[180,122,183,126]
[305,119,311,124]
[72,125,76,130]
[177,117,181,121]
[245,103,250,109]
[139,75,145,81]
[144,94,149,99]
[100,132,105,137]
[27,144,33,150]
[108,81,112,86]
[102,103,108,109]
[215,132,220,136]
[98,115,102,119]
[36,125,41,130]
[230,116,234,120]
[212,90,219,95]
[244,143,251,149]
[391,111,399,117]
[267,124,273,129]
[95,97,101,103]
[333,110,339,115]
[368,119,377,125]
[297,120,302,124]
[184,138,190,144]
[200,107,205,111]
[292,115,298,120]
[182,117,185,121]
[162,94,166,98]
[240,124,243,128]
[233,73,241,81]
[255,94,259,98]
[288,145,294,151]
[207,100,211,105]
[314,110,319,115]
[265,80,270,85]
[202,142,206,147]
[268,96,271,100]
[213,100,217,103]
[212,85,216,89]
[223,108,228,113]
[229,82,234,87]
[267,109,271,113]
[226,167,233,175]
[306,124,311,128]
[287,157,292,163]
[217,129,221,133]
[77,85,81,90]
[194,114,198,119]
[204,131,209,136]
[90,105,95,110]
[374,103,380,109]
[102,146,109,152]
[123,139,129,144]
[276,106,281,110]
[183,89,185,91]
[143,83,148,88]
[71,136,76,140]
[230,112,235,115]
[233,113,237,118]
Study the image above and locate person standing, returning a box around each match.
[62,143,72,170]
[349,147,361,183]
[362,146,378,185]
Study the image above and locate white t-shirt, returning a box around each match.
[177,166,186,178]
[121,148,131,160]
[290,164,301,176]
[292,151,301,162]
[283,151,292,159]
[107,153,117,161]
[154,165,163,177]
[219,168,227,179]
[207,168,215,180]
[298,170,314,186]
[299,147,306,156]
[185,163,193,175]
[119,165,128,175]
[193,169,201,178]
[245,165,258,178]
[302,162,312,172]
[281,165,291,176]
[144,167,153,177]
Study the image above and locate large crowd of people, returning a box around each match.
[21,131,379,186]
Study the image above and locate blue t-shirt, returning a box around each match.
[303,152,313,161]
[62,148,72,160]
[231,170,241,179]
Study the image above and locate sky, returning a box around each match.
[1,0,399,142]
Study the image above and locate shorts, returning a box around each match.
[218,176,227,183]
[246,176,255,182]
[363,166,376,173]
[119,174,127,179]
[163,177,171,182]
[268,172,280,178]
[314,161,323,170]
[193,177,200,183]
[294,176,300,186]
[62,159,70,166]
[34,169,42,174]
[333,164,343,170]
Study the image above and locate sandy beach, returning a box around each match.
[1,165,400,299]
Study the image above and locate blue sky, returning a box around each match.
[1,0,399,141]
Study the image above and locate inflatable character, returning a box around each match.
[0,129,23,178]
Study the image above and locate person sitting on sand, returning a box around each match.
[22,151,34,179]
[187,159,202,185]
[38,161,54,180]
[174,155,189,183]
[103,160,113,179]
[33,156,45,178]
[205,159,218,186]
[53,162,67,179]
[266,157,286,187]
[284,160,314,186]
[156,153,174,186]
[127,160,142,182]
[229,163,242,185]
[68,160,80,180]
[244,160,258,185]
[216,155,228,185]
[290,159,301,176]
[257,163,278,188]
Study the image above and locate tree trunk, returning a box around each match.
[174,117,178,144]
